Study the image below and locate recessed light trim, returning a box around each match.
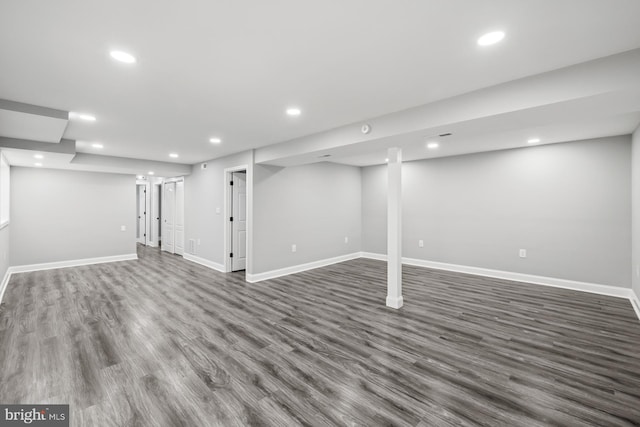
[110,50,136,64]
[286,107,301,116]
[34,163,43,167]
[427,142,440,149]
[527,138,541,144]
[148,171,155,175]
[209,137,222,144]
[92,143,104,149]
[34,154,44,159]
[385,158,389,163]
[169,153,179,158]
[477,31,505,46]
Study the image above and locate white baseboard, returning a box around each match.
[0,253,138,305]
[361,252,632,300]
[0,267,11,306]
[246,252,362,283]
[630,289,640,321]
[360,251,387,261]
[183,253,225,273]
[386,295,404,309]
[8,253,138,274]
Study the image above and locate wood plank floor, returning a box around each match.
[1,245,640,426]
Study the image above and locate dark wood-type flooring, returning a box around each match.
[1,245,640,426]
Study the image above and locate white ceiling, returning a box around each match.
[1,0,640,168]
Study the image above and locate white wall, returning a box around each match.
[632,125,640,298]
[10,167,136,266]
[0,156,9,284]
[362,136,632,288]
[184,151,252,267]
[252,162,361,274]
[0,224,8,284]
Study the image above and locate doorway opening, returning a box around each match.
[136,184,147,245]
[224,167,248,272]
[152,183,162,247]
[161,178,184,255]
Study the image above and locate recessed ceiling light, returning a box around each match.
[110,50,136,64]
[70,112,96,121]
[209,137,222,144]
[385,158,389,163]
[148,171,155,175]
[286,107,301,116]
[527,138,541,144]
[169,153,179,158]
[427,142,440,149]
[92,143,104,149]
[477,31,505,46]
[34,154,44,159]
[34,163,43,167]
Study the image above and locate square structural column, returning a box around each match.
[386,147,403,309]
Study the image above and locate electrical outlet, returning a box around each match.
[636,265,639,278]
[418,239,424,248]
[292,244,297,253]
[344,236,349,244]
[197,239,201,245]
[215,207,221,214]
[519,249,527,258]
[120,225,127,232]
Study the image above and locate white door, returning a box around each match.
[152,184,161,246]
[162,182,175,253]
[231,171,247,271]
[175,180,185,255]
[137,185,146,245]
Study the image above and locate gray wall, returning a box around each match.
[632,125,640,297]
[10,167,136,266]
[362,136,631,287]
[253,162,361,273]
[184,151,252,266]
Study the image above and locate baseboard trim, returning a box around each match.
[246,252,362,283]
[386,295,404,309]
[8,254,138,274]
[361,252,631,300]
[0,268,11,306]
[360,252,387,261]
[183,253,225,273]
[630,289,640,321]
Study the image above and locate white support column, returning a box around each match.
[386,147,403,309]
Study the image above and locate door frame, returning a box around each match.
[224,164,252,274]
